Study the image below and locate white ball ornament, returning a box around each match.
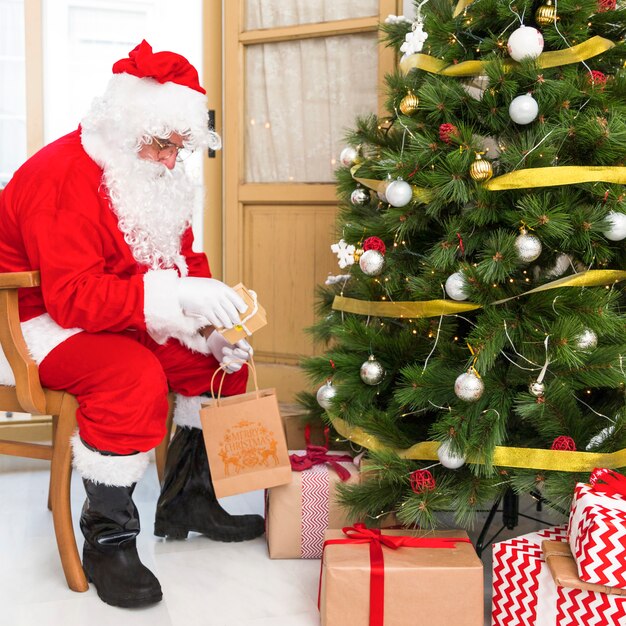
[359,249,385,276]
[437,440,466,469]
[384,179,413,207]
[602,212,626,241]
[454,370,485,402]
[316,381,337,409]
[515,230,542,263]
[509,93,539,125]
[339,146,358,168]
[507,26,544,62]
[575,329,598,351]
[360,355,385,385]
[445,271,468,301]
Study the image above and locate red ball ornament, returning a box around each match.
[587,70,607,89]
[410,469,436,494]
[597,0,616,11]
[439,123,459,144]
[551,436,577,451]
[363,236,387,255]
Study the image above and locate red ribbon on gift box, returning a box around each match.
[318,523,470,626]
[589,467,626,498]
[289,424,354,481]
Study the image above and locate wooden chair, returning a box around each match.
[0,269,174,592]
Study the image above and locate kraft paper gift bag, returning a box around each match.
[200,362,292,498]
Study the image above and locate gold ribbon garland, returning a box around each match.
[333,270,626,318]
[400,36,616,76]
[331,415,626,471]
[350,165,433,204]
[485,166,626,191]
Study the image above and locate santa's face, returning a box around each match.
[100,132,195,273]
[137,132,186,170]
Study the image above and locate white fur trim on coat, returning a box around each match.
[0,313,82,386]
[143,269,210,354]
[173,394,206,430]
[71,433,149,486]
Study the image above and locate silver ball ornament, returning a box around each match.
[515,230,542,263]
[350,187,371,206]
[339,146,358,168]
[437,440,466,469]
[445,271,468,301]
[316,381,337,409]
[602,212,626,241]
[360,355,385,385]
[509,93,539,125]
[384,179,413,207]
[529,380,545,397]
[454,370,484,402]
[507,26,544,62]
[575,329,598,351]
[359,249,385,276]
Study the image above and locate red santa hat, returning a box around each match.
[81,40,220,167]
[112,40,206,95]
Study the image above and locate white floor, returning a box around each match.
[0,456,564,626]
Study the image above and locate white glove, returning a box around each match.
[207,333,253,373]
[178,277,248,329]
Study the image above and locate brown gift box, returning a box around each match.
[266,455,359,559]
[542,540,626,596]
[281,410,327,450]
[218,283,267,344]
[319,528,483,626]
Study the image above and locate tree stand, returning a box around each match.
[475,488,550,558]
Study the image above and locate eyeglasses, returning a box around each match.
[152,136,193,162]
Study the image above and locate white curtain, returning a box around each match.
[245,0,378,29]
[244,0,379,183]
[0,0,26,185]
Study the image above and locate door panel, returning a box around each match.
[222,0,400,401]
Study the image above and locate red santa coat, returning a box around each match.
[0,127,223,374]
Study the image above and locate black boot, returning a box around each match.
[81,479,162,608]
[154,426,265,541]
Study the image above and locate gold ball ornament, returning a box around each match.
[399,90,419,116]
[535,1,558,27]
[469,153,493,182]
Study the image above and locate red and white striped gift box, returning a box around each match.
[492,525,626,625]
[568,469,626,590]
[265,452,359,559]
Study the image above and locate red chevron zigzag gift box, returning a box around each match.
[567,468,626,590]
[492,525,626,626]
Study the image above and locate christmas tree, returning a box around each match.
[299,0,626,528]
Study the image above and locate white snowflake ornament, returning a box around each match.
[331,239,356,269]
[400,21,428,56]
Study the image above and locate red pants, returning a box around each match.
[38,330,248,454]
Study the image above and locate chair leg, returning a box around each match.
[155,394,175,485]
[50,393,88,592]
[48,415,58,511]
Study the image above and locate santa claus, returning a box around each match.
[0,41,264,608]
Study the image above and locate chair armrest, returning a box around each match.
[0,270,40,289]
[0,271,46,414]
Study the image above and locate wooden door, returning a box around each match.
[218,0,399,401]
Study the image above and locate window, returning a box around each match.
[0,0,26,186]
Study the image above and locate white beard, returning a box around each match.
[103,155,195,274]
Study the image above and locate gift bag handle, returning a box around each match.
[209,355,261,405]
